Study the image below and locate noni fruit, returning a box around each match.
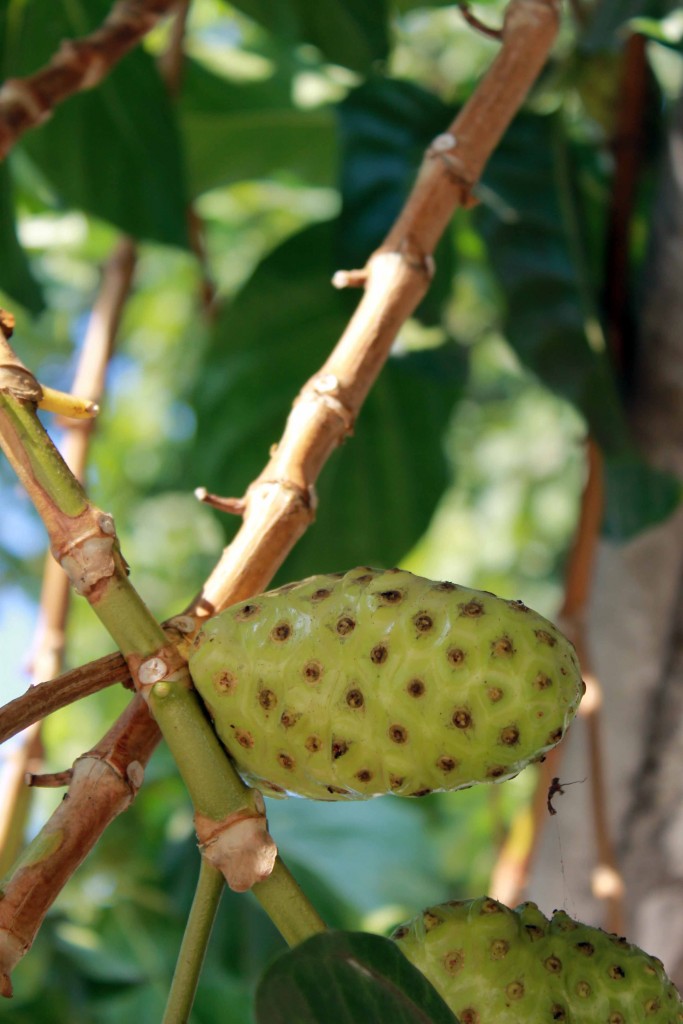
[189,567,583,800]
[392,896,683,1023]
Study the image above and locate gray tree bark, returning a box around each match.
[528,93,683,989]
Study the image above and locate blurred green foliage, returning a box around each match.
[0,0,681,1019]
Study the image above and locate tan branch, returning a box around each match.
[0,0,178,161]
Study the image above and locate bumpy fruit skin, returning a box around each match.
[189,567,584,800]
[392,897,683,1024]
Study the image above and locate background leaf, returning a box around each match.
[3,0,188,247]
[0,163,44,312]
[475,111,625,451]
[226,0,390,73]
[179,60,337,197]
[337,77,455,323]
[255,931,459,1024]
[190,219,463,578]
[475,110,682,536]
[602,455,683,540]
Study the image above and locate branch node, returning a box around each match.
[0,364,42,403]
[429,131,458,155]
[195,792,277,893]
[138,657,169,686]
[57,531,116,597]
[164,614,197,636]
[396,240,437,279]
[251,478,318,516]
[127,643,189,698]
[296,373,355,437]
[425,142,479,209]
[57,38,109,91]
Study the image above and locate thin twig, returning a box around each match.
[458,2,504,41]
[0,0,177,161]
[25,770,73,788]
[0,652,131,747]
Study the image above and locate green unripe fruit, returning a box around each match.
[392,897,683,1024]
[189,567,584,800]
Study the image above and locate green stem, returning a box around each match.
[0,396,87,518]
[148,680,249,817]
[253,860,327,947]
[162,860,224,1024]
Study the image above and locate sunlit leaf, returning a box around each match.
[179,59,337,196]
[226,0,390,73]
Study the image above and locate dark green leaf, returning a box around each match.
[255,931,459,1024]
[476,111,627,453]
[602,455,682,541]
[0,163,44,312]
[475,111,683,539]
[338,78,451,259]
[190,220,461,577]
[580,0,681,52]
[179,60,337,196]
[226,0,389,73]
[338,77,456,323]
[4,0,188,247]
